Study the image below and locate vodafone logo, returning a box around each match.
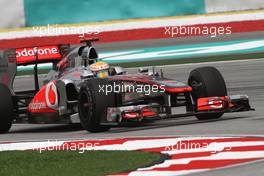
[16,47,58,58]
[16,46,61,64]
[45,81,58,110]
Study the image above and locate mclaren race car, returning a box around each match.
[0,39,254,133]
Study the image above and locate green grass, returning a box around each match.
[0,150,160,176]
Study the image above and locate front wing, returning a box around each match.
[102,94,254,125]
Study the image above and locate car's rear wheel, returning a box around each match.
[188,66,227,120]
[78,79,115,132]
[0,84,14,133]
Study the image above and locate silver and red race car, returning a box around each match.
[0,39,254,133]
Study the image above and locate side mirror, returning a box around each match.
[138,67,159,76]
[138,68,148,73]
[147,70,159,76]
[110,66,126,75]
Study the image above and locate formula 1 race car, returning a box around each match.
[0,39,254,133]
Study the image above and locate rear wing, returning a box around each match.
[0,44,69,92]
[0,38,99,92]
[0,49,16,92]
[16,45,70,66]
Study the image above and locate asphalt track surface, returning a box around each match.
[1,33,264,175]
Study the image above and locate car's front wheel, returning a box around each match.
[78,79,115,132]
[188,66,227,120]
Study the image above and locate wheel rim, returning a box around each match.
[190,79,204,98]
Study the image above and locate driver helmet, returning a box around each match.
[90,61,110,78]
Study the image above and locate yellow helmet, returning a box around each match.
[90,61,110,78]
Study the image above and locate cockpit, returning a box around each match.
[55,45,111,78]
[56,44,98,69]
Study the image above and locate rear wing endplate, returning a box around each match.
[0,49,16,92]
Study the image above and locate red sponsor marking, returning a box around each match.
[122,112,139,119]
[28,81,58,113]
[164,87,192,93]
[197,96,226,111]
[141,108,157,117]
[16,46,61,65]
[48,85,56,105]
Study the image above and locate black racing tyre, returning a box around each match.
[0,84,14,133]
[78,79,115,132]
[188,66,227,120]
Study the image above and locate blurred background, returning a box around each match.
[0,0,263,66]
[1,0,264,28]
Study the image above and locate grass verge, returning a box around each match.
[0,150,160,176]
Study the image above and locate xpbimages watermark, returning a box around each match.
[33,24,100,38]
[31,140,100,154]
[98,82,166,95]
[164,140,232,154]
[164,25,232,38]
